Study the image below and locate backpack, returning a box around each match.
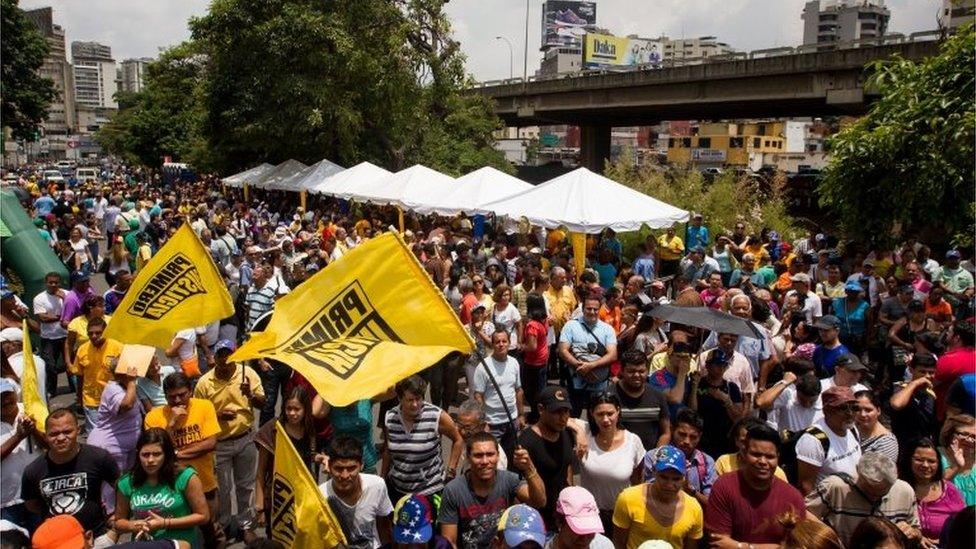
[779,426,830,485]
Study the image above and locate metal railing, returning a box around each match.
[469,28,945,89]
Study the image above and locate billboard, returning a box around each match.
[583,33,663,70]
[692,149,727,163]
[542,1,597,49]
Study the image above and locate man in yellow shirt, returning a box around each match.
[193,340,266,538]
[72,317,122,433]
[145,371,222,546]
[657,227,684,277]
[543,267,578,336]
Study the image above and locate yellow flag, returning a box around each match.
[270,421,346,548]
[230,232,472,406]
[21,320,48,434]
[570,231,587,281]
[104,223,233,348]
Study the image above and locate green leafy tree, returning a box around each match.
[97,42,207,167]
[1,0,56,141]
[189,0,509,174]
[819,24,975,245]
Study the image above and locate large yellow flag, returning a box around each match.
[270,421,346,548]
[230,232,472,405]
[21,320,48,434]
[104,223,233,348]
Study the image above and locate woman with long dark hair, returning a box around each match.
[854,390,899,464]
[899,437,965,544]
[253,385,323,530]
[115,428,209,544]
[579,392,645,533]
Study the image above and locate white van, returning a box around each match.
[76,167,99,182]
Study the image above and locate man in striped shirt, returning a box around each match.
[805,452,922,546]
[244,262,276,331]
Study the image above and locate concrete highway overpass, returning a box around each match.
[470,35,943,171]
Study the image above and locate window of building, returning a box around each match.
[668,138,675,148]
[682,137,692,147]
[752,137,761,148]
[764,140,771,147]
[698,137,711,148]
[730,137,743,148]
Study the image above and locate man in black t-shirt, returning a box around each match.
[609,349,671,450]
[687,349,744,459]
[889,352,939,443]
[516,385,575,530]
[22,408,119,545]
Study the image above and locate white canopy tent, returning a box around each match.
[411,166,532,217]
[270,158,345,192]
[344,164,456,209]
[251,159,308,190]
[310,161,391,198]
[222,163,274,188]
[477,167,689,234]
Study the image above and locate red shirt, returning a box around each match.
[522,320,549,367]
[705,471,806,544]
[935,346,976,419]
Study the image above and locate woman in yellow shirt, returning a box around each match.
[612,445,703,549]
[715,417,788,480]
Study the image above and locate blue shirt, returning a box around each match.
[813,343,850,377]
[685,225,710,251]
[633,255,655,281]
[593,262,617,290]
[833,297,869,339]
[728,268,765,288]
[560,318,617,390]
[34,196,56,217]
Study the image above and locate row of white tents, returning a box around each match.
[222,159,689,234]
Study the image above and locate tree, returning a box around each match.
[96,42,208,168]
[818,24,975,245]
[1,0,56,141]
[189,0,509,175]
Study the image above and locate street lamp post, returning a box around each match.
[495,36,514,79]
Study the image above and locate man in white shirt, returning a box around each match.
[32,272,69,399]
[0,378,41,530]
[320,435,393,548]
[757,372,823,432]
[795,386,862,495]
[785,273,822,323]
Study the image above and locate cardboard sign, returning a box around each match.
[114,344,157,376]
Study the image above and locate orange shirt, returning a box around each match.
[599,304,622,333]
[925,298,953,320]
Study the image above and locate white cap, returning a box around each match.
[0,328,23,343]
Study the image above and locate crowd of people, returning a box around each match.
[0,170,974,549]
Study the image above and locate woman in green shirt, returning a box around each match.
[115,427,210,543]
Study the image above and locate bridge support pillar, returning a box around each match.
[580,124,611,174]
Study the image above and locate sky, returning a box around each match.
[20,0,940,81]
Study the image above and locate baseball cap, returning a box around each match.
[689,246,705,255]
[528,247,542,254]
[768,230,780,241]
[32,515,86,549]
[946,250,962,259]
[834,352,867,372]
[392,494,435,544]
[650,445,687,476]
[0,377,18,395]
[705,348,731,367]
[844,281,864,293]
[69,270,90,285]
[497,504,546,547]
[0,289,13,300]
[790,273,811,284]
[556,487,603,535]
[0,328,23,343]
[214,339,236,355]
[471,303,486,314]
[862,259,875,267]
[538,385,572,412]
[821,385,857,409]
[650,280,666,289]
[813,315,841,330]
[245,245,263,255]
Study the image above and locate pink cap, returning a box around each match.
[556,486,603,535]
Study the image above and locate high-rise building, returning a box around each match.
[660,36,734,64]
[72,41,118,109]
[23,7,76,136]
[119,57,154,93]
[938,0,976,31]
[802,0,890,46]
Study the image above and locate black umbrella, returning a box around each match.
[646,303,764,339]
